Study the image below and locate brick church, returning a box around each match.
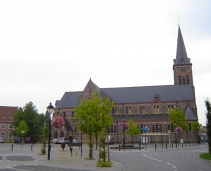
[53,26,198,144]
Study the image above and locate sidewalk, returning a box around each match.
[0,143,125,171]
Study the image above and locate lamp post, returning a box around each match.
[122,116,127,150]
[174,122,177,148]
[116,121,119,144]
[81,120,84,158]
[160,125,163,149]
[47,102,54,160]
[10,125,13,143]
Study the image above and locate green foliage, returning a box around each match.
[126,120,140,143]
[169,107,188,134]
[12,102,44,141]
[192,121,201,132]
[13,120,29,138]
[40,123,47,155]
[97,160,112,167]
[205,98,211,154]
[199,153,211,160]
[74,90,114,160]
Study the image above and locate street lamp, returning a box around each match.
[160,125,163,149]
[122,116,126,150]
[10,125,13,143]
[116,121,118,144]
[47,102,54,160]
[174,122,177,148]
[81,120,84,158]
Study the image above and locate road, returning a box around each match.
[110,144,211,171]
[0,143,210,171]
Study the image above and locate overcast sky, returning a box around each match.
[0,0,210,125]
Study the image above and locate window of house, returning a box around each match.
[111,124,113,133]
[152,125,155,132]
[8,124,12,129]
[126,106,129,114]
[9,132,13,139]
[167,124,170,131]
[140,106,145,114]
[63,112,66,119]
[1,124,6,129]
[189,123,192,131]
[179,76,182,84]
[60,132,64,137]
[128,107,131,114]
[114,125,116,133]
[1,133,5,138]
[186,75,189,84]
[140,124,143,133]
[155,124,158,132]
[182,76,185,84]
[154,106,159,114]
[112,107,117,115]
[168,105,174,113]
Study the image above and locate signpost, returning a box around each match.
[142,127,149,150]
[21,130,25,150]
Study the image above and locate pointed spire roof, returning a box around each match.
[185,107,197,120]
[174,26,191,65]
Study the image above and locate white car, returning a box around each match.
[52,138,58,144]
[57,137,70,144]
[72,139,78,143]
[0,138,4,143]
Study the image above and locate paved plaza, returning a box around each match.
[0,143,209,171]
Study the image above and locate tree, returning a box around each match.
[12,102,43,142]
[74,91,113,160]
[169,107,188,134]
[205,99,211,154]
[13,120,29,141]
[192,121,201,143]
[126,120,140,144]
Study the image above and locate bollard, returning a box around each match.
[70,151,72,161]
[119,144,121,151]
[31,144,33,151]
[176,143,177,148]
[166,143,167,150]
[11,144,13,151]
[172,143,173,149]
[76,153,78,163]
[182,143,183,148]
[155,144,157,150]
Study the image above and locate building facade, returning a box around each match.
[0,106,18,141]
[53,26,198,144]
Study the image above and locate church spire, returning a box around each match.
[173,26,191,65]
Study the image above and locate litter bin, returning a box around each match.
[61,143,65,150]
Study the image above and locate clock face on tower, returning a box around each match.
[181,69,186,75]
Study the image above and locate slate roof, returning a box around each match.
[56,84,195,108]
[185,107,197,120]
[174,26,191,65]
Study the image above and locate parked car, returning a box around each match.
[72,139,78,144]
[53,138,58,144]
[14,137,21,143]
[0,138,4,143]
[57,137,70,144]
[24,137,33,143]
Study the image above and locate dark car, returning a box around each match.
[24,137,33,143]
[14,137,21,143]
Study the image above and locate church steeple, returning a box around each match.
[174,26,191,65]
[173,26,193,85]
